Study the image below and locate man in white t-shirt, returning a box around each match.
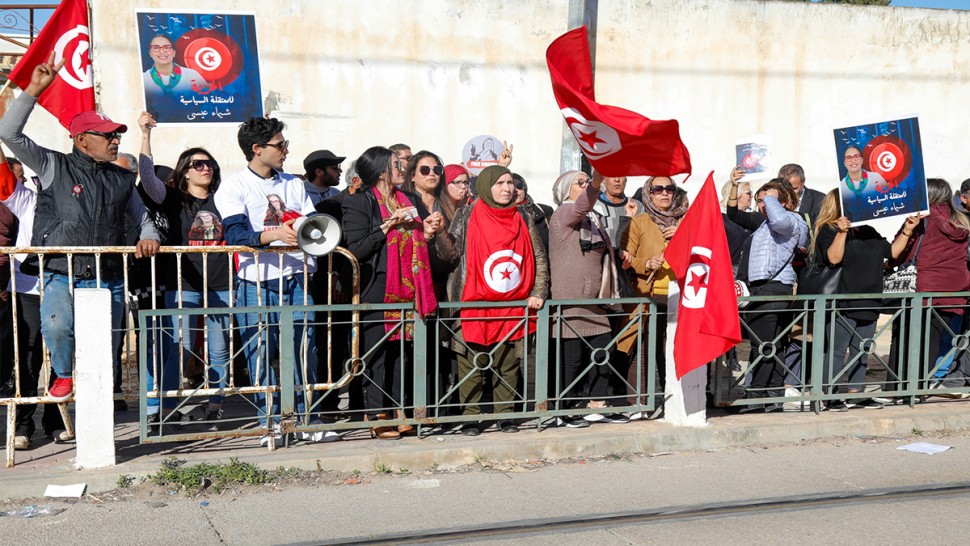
[215,117,327,446]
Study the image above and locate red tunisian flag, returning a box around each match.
[8,0,95,129]
[665,172,741,379]
[546,26,691,177]
[461,202,537,346]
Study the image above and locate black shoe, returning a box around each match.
[555,416,590,428]
[498,420,519,433]
[763,403,783,413]
[852,398,884,410]
[114,399,128,412]
[826,401,850,412]
[201,408,224,432]
[461,423,481,437]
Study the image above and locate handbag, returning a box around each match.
[797,260,842,295]
[883,234,923,294]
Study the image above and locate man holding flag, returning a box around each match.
[0,50,160,403]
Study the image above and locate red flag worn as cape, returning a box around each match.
[461,203,536,346]
[545,26,691,178]
[8,0,95,129]
[665,172,741,379]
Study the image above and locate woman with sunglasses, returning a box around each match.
[617,176,688,408]
[402,151,457,227]
[341,146,450,439]
[138,112,232,430]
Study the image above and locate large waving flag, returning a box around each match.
[8,0,95,129]
[665,172,741,379]
[545,26,691,177]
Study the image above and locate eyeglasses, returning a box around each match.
[418,165,444,177]
[85,131,122,141]
[574,177,590,188]
[150,45,174,53]
[191,159,218,171]
[649,184,677,195]
[262,140,289,151]
[844,153,862,161]
[450,179,469,187]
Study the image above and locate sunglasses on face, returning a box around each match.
[650,184,677,195]
[574,178,590,188]
[262,140,289,151]
[190,159,218,171]
[418,165,443,177]
[86,131,122,141]
[514,181,525,191]
[392,160,405,173]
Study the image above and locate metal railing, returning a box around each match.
[2,244,970,466]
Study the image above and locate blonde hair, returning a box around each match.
[809,189,841,260]
[720,180,751,207]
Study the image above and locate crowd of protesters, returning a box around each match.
[2,56,970,450]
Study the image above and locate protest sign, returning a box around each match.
[833,116,928,226]
[462,135,503,175]
[136,11,263,124]
[734,136,770,182]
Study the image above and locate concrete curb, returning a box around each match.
[4,403,970,500]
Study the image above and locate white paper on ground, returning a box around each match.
[897,442,951,455]
[44,483,87,498]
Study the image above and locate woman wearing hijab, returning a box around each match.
[341,146,450,439]
[445,166,548,436]
[617,176,689,401]
[548,170,628,427]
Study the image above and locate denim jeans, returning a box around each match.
[829,314,877,393]
[147,289,231,412]
[41,273,124,379]
[235,277,317,425]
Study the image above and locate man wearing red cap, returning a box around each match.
[0,54,160,402]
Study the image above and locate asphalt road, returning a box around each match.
[2,430,970,545]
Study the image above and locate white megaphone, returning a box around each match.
[296,214,342,256]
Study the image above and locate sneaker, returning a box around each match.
[826,401,851,412]
[201,408,224,432]
[583,413,606,423]
[48,378,74,402]
[556,416,590,428]
[297,419,341,443]
[628,411,645,421]
[13,435,30,450]
[460,423,481,436]
[853,398,884,410]
[783,387,808,412]
[596,413,631,424]
[259,425,284,447]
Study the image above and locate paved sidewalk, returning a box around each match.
[3,398,970,499]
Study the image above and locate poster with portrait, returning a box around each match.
[135,10,263,124]
[462,134,503,175]
[833,116,928,226]
[734,135,770,182]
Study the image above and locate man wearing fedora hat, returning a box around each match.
[303,149,345,206]
[0,53,160,403]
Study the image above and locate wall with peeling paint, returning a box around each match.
[6,0,967,229]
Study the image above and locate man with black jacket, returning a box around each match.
[0,53,160,402]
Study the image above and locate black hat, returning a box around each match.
[303,150,345,172]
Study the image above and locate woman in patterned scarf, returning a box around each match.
[342,146,453,439]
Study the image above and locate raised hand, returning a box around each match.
[26,51,66,98]
[498,141,514,167]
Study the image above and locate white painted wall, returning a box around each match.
[5,0,967,236]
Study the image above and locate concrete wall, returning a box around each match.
[7,0,968,234]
